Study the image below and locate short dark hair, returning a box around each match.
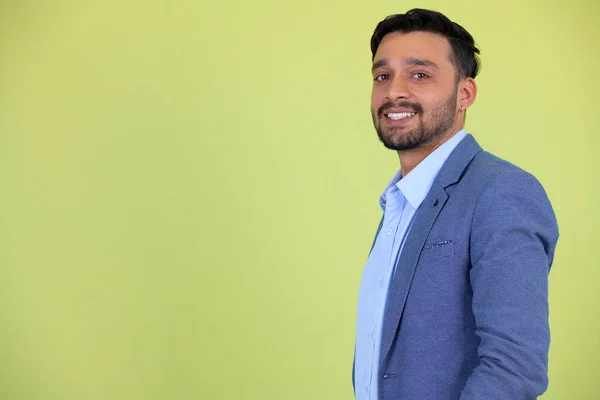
[370,9,481,80]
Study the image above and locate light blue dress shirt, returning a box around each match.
[354,130,467,400]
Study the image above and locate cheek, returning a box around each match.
[416,97,441,116]
[414,90,437,104]
[419,87,457,109]
[371,90,383,112]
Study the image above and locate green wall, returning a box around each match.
[0,0,598,398]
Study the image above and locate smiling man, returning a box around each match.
[353,9,559,400]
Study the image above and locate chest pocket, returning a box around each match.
[419,240,455,263]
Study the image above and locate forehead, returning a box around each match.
[374,31,454,69]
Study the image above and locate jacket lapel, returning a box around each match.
[379,134,483,362]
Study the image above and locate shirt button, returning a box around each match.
[379,278,384,287]
[386,228,392,235]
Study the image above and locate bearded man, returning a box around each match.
[353,8,559,400]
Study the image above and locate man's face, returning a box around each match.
[371,31,461,151]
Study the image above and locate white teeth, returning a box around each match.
[387,112,416,120]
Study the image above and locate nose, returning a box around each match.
[386,76,410,101]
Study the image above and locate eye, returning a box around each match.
[412,72,429,79]
[374,73,389,82]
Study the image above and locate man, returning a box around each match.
[354,9,559,400]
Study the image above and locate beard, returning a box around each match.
[372,88,458,151]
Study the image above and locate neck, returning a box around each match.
[398,128,462,176]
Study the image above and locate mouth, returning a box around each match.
[386,112,416,120]
[383,111,417,126]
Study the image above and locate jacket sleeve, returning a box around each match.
[459,171,559,400]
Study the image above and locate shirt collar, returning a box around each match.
[380,129,467,210]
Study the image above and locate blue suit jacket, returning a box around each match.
[354,134,559,400]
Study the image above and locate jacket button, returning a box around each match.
[433,199,439,206]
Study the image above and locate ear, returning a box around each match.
[458,77,477,111]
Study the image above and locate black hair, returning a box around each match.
[370,9,481,80]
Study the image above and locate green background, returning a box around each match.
[0,0,598,399]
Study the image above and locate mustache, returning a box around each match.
[378,101,423,118]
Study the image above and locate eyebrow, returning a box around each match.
[371,57,440,72]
